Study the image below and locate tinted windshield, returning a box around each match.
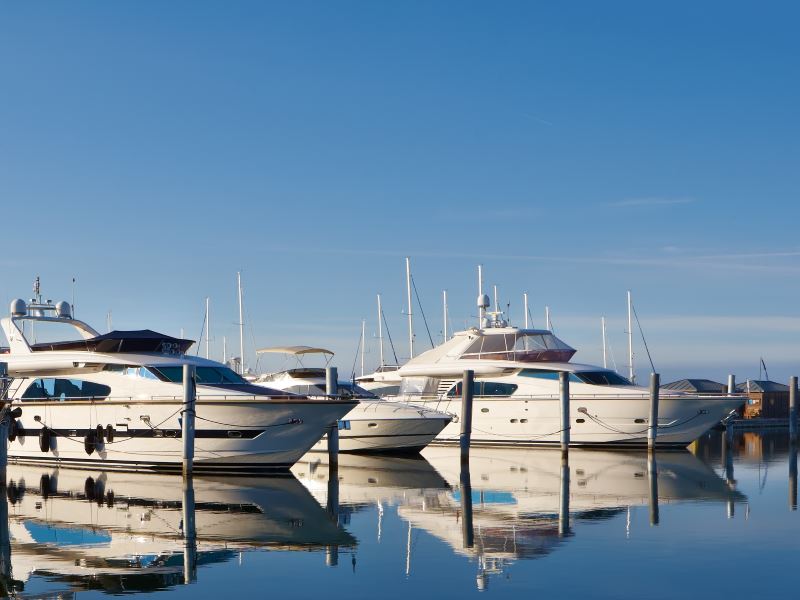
[150,366,247,385]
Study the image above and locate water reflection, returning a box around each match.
[1,465,354,595]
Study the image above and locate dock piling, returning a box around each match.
[326,367,339,466]
[559,371,570,453]
[460,370,475,462]
[648,373,660,451]
[790,376,797,442]
[182,365,196,478]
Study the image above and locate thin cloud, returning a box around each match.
[608,197,695,207]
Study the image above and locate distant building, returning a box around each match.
[662,379,727,394]
[736,380,790,419]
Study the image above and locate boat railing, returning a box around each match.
[382,392,749,402]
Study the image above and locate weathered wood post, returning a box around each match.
[789,376,797,442]
[648,373,660,452]
[460,370,475,463]
[559,372,570,453]
[326,367,339,467]
[182,365,196,478]
[182,476,197,583]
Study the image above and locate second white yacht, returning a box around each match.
[252,346,452,454]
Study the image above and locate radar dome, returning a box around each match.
[10,299,27,317]
[55,301,72,319]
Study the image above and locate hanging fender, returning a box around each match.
[39,428,51,453]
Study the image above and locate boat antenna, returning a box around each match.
[406,257,414,359]
[631,300,656,374]
[237,272,245,374]
[381,306,399,365]
[627,290,635,383]
[601,316,608,369]
[523,292,529,329]
[411,273,434,348]
[377,294,385,367]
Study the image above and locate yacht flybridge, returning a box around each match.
[0,298,357,473]
[252,346,452,453]
[390,312,743,448]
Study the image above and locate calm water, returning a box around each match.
[2,431,797,599]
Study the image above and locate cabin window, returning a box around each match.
[447,381,518,397]
[149,366,247,385]
[520,369,581,383]
[21,378,111,401]
[399,377,438,397]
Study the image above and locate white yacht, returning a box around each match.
[252,346,452,454]
[3,463,355,593]
[389,312,743,448]
[0,298,357,473]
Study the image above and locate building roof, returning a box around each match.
[662,378,726,393]
[735,380,790,393]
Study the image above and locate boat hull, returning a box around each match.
[396,394,742,448]
[309,400,452,453]
[6,398,357,473]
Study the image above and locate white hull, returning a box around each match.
[7,398,356,473]
[310,400,451,453]
[395,394,742,448]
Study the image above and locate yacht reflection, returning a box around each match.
[399,447,746,589]
[0,465,355,595]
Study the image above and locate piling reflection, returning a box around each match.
[403,446,744,590]
[1,465,355,595]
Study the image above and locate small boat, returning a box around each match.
[252,346,452,454]
[0,295,357,474]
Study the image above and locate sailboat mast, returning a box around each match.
[361,319,366,377]
[238,272,245,375]
[406,257,414,359]
[602,316,608,369]
[442,289,448,341]
[478,264,484,326]
[523,292,529,329]
[377,294,384,367]
[205,297,210,360]
[627,290,635,383]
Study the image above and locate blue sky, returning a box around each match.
[1,1,799,383]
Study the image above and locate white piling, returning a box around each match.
[460,370,475,462]
[559,372,570,452]
[790,376,797,441]
[182,365,196,478]
[326,367,339,466]
[648,373,660,451]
